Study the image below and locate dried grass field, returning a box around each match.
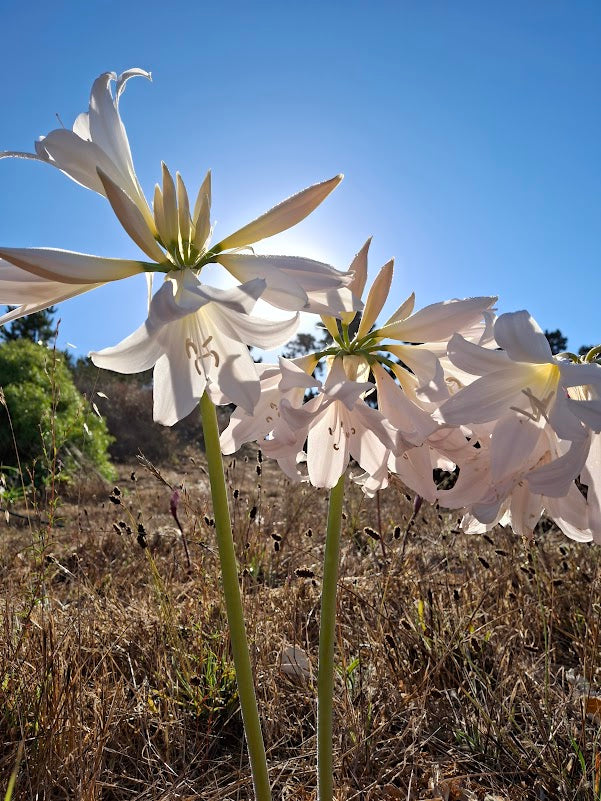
[1,432,600,801]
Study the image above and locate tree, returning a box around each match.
[544,328,568,356]
[0,339,115,487]
[0,306,58,344]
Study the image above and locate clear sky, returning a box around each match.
[1,1,599,360]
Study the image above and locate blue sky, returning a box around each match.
[1,1,599,359]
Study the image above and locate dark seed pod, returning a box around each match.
[295,568,315,579]
[363,526,380,541]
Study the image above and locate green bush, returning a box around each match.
[0,339,115,487]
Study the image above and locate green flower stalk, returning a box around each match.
[200,392,271,801]
[317,473,346,801]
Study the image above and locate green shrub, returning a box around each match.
[0,339,115,487]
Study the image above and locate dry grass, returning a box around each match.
[1,444,600,800]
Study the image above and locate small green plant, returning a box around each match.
[0,339,115,488]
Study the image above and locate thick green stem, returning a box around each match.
[317,473,346,801]
[199,393,271,801]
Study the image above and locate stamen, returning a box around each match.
[185,338,199,358]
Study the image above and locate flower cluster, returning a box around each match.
[221,240,601,544]
[0,69,358,424]
[2,68,600,546]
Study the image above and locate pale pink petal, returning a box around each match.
[582,433,601,540]
[278,357,321,392]
[546,484,593,543]
[349,408,395,476]
[307,403,349,488]
[489,413,544,483]
[391,446,439,503]
[527,432,591,498]
[508,483,544,538]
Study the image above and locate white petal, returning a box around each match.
[216,253,308,310]
[193,170,212,228]
[340,238,371,324]
[152,346,206,426]
[0,271,103,325]
[439,365,541,426]
[90,320,164,373]
[97,168,165,262]
[357,259,393,338]
[0,247,146,284]
[301,287,360,316]
[205,302,300,350]
[215,174,343,250]
[200,318,261,414]
[176,173,192,254]
[160,163,179,248]
[494,311,553,364]
[548,389,589,441]
[34,130,126,194]
[381,297,497,344]
[383,292,416,327]
[446,333,510,375]
[88,70,149,194]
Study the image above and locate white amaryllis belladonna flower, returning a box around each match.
[221,240,496,494]
[0,69,360,422]
[91,272,300,426]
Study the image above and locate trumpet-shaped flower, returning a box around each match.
[91,271,300,425]
[440,311,601,440]
[265,358,403,489]
[0,68,358,327]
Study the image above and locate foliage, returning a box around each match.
[0,339,115,487]
[544,328,568,355]
[0,306,58,345]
